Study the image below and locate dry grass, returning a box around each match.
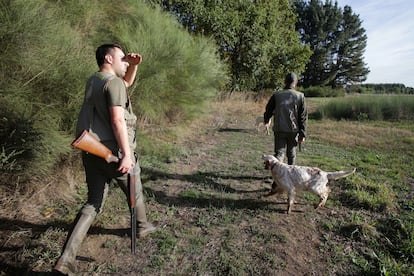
[310,120,414,150]
[1,94,413,275]
[165,93,268,147]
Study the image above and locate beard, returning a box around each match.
[116,68,126,78]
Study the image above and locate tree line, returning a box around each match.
[353,84,414,94]
[148,0,372,90]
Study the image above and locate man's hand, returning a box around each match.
[118,156,134,174]
[127,53,142,66]
[298,136,305,152]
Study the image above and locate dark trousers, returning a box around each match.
[81,152,143,214]
[274,132,298,165]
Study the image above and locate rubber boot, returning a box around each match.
[53,207,96,275]
[135,195,156,238]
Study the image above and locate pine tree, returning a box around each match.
[333,6,370,86]
[295,0,369,87]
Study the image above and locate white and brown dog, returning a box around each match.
[255,115,271,135]
[262,154,355,214]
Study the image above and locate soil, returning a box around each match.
[0,96,352,275]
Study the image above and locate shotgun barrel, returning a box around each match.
[128,172,137,254]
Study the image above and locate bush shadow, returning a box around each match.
[142,166,287,212]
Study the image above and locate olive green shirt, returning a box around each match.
[76,72,137,154]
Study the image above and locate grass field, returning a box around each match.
[0,95,413,275]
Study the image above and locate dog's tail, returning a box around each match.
[327,168,356,180]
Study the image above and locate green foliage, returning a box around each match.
[18,227,65,270]
[150,232,178,268]
[0,0,93,183]
[377,214,414,263]
[0,0,227,182]
[0,97,72,181]
[0,146,22,172]
[353,83,414,94]
[295,0,369,87]
[335,6,370,85]
[136,131,183,163]
[345,177,395,212]
[158,0,311,91]
[316,95,414,121]
[303,86,345,97]
[301,122,413,275]
[0,0,94,130]
[97,0,228,124]
[335,211,414,275]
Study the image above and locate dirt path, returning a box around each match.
[1,97,341,275]
[94,98,334,275]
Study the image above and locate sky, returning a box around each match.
[336,0,414,87]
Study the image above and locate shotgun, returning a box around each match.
[71,130,136,254]
[128,172,137,254]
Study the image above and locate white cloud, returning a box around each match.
[335,0,414,87]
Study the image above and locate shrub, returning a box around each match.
[0,97,72,184]
[316,95,414,121]
[303,86,345,97]
[0,0,227,183]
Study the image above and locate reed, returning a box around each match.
[316,95,414,121]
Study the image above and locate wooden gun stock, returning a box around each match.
[71,130,119,163]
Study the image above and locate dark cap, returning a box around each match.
[285,72,298,85]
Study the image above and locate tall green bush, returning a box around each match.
[107,0,228,124]
[0,0,227,183]
[0,0,89,181]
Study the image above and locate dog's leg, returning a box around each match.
[265,182,284,197]
[315,196,326,209]
[269,182,278,195]
[287,190,295,214]
[315,188,330,209]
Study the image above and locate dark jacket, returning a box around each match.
[264,88,307,138]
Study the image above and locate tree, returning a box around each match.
[295,0,342,87]
[154,0,311,91]
[333,6,369,86]
[295,0,369,87]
